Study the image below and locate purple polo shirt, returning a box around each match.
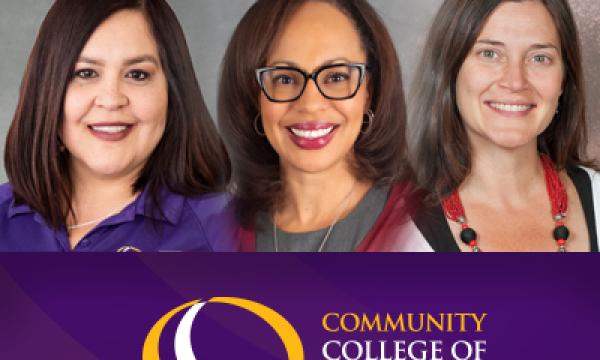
[0,183,239,252]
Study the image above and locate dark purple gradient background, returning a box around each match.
[0,254,598,359]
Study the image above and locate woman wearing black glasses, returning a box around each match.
[219,0,428,251]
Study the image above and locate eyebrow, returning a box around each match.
[77,55,160,66]
[268,57,355,69]
[476,39,560,51]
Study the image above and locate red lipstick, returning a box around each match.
[286,122,338,150]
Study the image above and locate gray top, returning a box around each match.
[256,185,389,252]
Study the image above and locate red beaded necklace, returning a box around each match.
[441,154,569,252]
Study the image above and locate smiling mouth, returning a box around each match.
[89,125,131,134]
[288,125,336,139]
[487,102,535,112]
[88,123,134,141]
[286,123,339,150]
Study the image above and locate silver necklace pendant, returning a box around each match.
[272,221,336,252]
[272,181,357,252]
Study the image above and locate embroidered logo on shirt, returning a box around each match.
[116,246,142,252]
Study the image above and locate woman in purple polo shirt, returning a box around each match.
[0,0,235,251]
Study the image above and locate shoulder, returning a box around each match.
[0,183,57,251]
[0,182,14,203]
[577,166,600,183]
[183,192,233,219]
[567,165,600,199]
[357,182,435,252]
[0,183,16,215]
[399,184,460,252]
[567,166,600,251]
[183,192,239,251]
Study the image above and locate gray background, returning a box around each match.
[0,0,597,182]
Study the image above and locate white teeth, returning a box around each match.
[489,102,533,112]
[90,125,129,133]
[290,126,334,139]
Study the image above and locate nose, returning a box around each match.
[294,78,327,112]
[498,60,529,92]
[94,77,129,109]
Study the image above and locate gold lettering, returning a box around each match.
[472,313,487,332]
[426,313,445,332]
[407,313,424,332]
[340,313,360,332]
[322,313,340,332]
[384,314,406,332]
[446,313,454,332]
[455,313,468,332]
[361,313,383,332]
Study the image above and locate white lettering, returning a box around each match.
[342,340,363,360]
[451,340,472,360]
[474,341,486,360]
[323,340,341,360]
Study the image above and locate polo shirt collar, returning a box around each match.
[132,186,185,225]
[7,186,185,226]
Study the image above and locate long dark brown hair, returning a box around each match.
[408,0,590,203]
[4,0,230,229]
[219,0,407,228]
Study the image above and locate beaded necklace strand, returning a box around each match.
[441,154,569,252]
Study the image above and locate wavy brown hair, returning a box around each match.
[5,0,230,229]
[408,0,591,203]
[219,0,407,228]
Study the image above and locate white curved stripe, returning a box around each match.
[174,302,206,360]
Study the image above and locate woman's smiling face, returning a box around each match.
[62,9,168,183]
[455,1,564,151]
[259,1,370,175]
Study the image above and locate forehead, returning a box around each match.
[267,1,366,69]
[477,1,560,48]
[79,9,159,58]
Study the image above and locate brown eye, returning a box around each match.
[126,70,150,81]
[74,69,98,79]
[272,74,296,85]
[324,72,350,83]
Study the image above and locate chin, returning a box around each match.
[87,162,133,179]
[286,156,344,175]
[489,132,537,151]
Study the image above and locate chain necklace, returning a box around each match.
[273,181,357,252]
[67,193,139,230]
[441,154,569,252]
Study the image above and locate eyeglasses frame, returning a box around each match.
[255,63,367,103]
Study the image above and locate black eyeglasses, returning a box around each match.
[255,63,367,102]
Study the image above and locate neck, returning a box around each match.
[276,163,371,232]
[461,143,544,206]
[69,166,139,226]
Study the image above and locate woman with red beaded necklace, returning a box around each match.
[408,0,599,252]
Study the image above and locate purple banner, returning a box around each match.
[0,254,597,359]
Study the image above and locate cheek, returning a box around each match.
[532,73,563,103]
[338,102,365,128]
[455,80,469,119]
[132,87,168,128]
[338,88,369,127]
[457,66,477,101]
[259,96,288,129]
[455,65,487,119]
[63,86,93,126]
